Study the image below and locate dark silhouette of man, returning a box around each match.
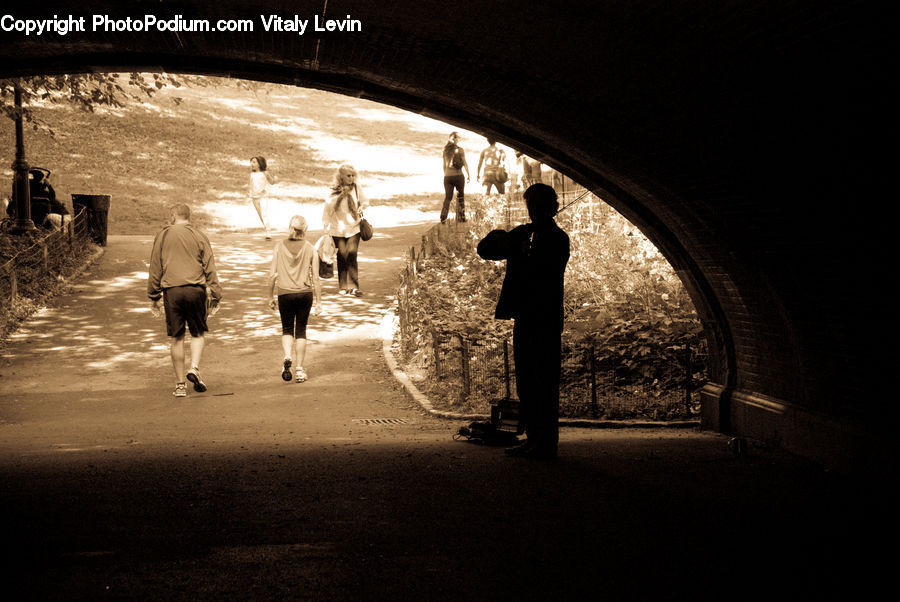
[477,183,570,459]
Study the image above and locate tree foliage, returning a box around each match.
[0,73,184,136]
[556,196,702,360]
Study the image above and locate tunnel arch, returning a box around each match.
[5,59,737,424]
[2,0,890,473]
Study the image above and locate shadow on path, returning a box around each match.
[0,225,425,396]
[0,224,885,600]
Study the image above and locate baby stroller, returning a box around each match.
[4,167,69,229]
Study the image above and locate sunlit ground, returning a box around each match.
[0,79,505,396]
[196,98,495,231]
[186,87,505,231]
[3,78,516,240]
[204,199,442,233]
[0,225,425,395]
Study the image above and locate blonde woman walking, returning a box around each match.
[267,215,322,382]
[322,164,368,296]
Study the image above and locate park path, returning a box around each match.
[0,223,446,451]
[0,223,876,600]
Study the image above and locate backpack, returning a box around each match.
[315,234,337,263]
[450,146,465,169]
[485,146,504,168]
[314,235,335,278]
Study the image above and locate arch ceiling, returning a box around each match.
[1,0,892,472]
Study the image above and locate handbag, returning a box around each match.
[314,235,336,278]
[497,165,509,184]
[359,217,374,242]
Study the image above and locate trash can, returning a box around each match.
[71,194,110,246]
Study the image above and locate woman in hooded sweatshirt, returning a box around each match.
[267,215,322,383]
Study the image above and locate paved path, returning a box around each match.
[0,226,883,600]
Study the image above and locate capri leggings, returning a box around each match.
[277,292,314,338]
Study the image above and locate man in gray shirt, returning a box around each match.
[148,203,222,397]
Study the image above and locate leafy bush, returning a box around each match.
[557,196,704,396]
[397,192,708,419]
[0,226,96,346]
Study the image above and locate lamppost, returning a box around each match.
[9,80,35,234]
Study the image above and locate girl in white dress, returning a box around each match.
[249,156,277,239]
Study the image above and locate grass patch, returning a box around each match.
[1,76,480,234]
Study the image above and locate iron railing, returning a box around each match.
[1,207,92,307]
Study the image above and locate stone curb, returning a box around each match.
[379,310,700,429]
[379,311,489,422]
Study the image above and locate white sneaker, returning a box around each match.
[186,367,207,393]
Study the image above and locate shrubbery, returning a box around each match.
[556,196,705,397]
[0,225,96,345]
[397,192,708,419]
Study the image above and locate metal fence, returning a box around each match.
[400,324,706,419]
[1,207,92,308]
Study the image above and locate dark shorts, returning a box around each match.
[482,170,506,193]
[278,292,314,338]
[163,285,208,338]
